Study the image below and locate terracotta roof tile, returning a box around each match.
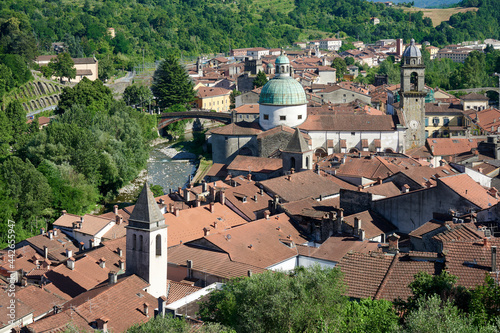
[427,137,483,156]
[362,182,401,197]
[281,196,340,217]
[234,104,259,114]
[168,244,266,279]
[438,174,499,209]
[166,280,201,304]
[0,292,34,328]
[15,285,66,319]
[224,183,273,221]
[199,213,308,268]
[205,163,228,178]
[228,155,282,173]
[338,252,394,299]
[343,210,396,240]
[53,213,113,237]
[196,86,231,98]
[25,232,80,262]
[409,220,445,238]
[308,236,381,263]
[260,170,356,203]
[208,122,262,136]
[299,113,395,132]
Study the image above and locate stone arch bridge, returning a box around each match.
[451,87,499,95]
[158,110,235,129]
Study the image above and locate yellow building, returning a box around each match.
[195,86,231,112]
[425,101,465,138]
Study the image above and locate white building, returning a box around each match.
[319,38,342,51]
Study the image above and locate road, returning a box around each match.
[26,105,57,118]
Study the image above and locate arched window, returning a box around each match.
[132,234,136,250]
[290,157,296,170]
[410,72,418,91]
[305,156,309,169]
[156,235,162,256]
[139,235,143,251]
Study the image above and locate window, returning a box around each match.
[263,114,269,120]
[298,115,302,120]
[425,117,429,126]
[156,235,162,256]
[132,234,136,250]
[351,132,356,136]
[139,235,143,251]
[443,117,449,126]
[280,115,286,121]
[433,117,439,125]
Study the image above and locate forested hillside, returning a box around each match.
[0,0,498,73]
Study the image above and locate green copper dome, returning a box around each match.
[275,54,290,65]
[259,76,307,105]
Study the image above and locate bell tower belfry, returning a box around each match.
[126,183,167,298]
[400,38,426,150]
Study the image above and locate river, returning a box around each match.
[104,139,197,209]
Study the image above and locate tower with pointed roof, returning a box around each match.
[126,183,167,298]
[400,38,426,150]
[282,128,313,172]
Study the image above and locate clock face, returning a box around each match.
[409,120,419,129]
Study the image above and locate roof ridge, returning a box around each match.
[374,253,399,300]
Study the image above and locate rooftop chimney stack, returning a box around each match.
[220,189,226,205]
[203,227,210,237]
[44,246,48,259]
[40,227,45,235]
[66,249,72,258]
[492,246,497,272]
[119,259,125,270]
[96,318,109,333]
[48,230,53,240]
[115,214,123,225]
[290,168,295,174]
[195,198,201,207]
[99,258,106,269]
[61,210,67,215]
[79,242,84,251]
[359,229,365,241]
[264,210,270,219]
[53,229,58,237]
[209,202,215,213]
[67,257,75,270]
[246,173,252,180]
[202,180,207,192]
[387,233,400,253]
[114,205,118,215]
[108,272,117,285]
[143,303,149,317]
[174,208,180,217]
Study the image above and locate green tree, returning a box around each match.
[331,57,348,80]
[0,109,12,156]
[98,54,115,82]
[151,54,196,109]
[48,52,76,83]
[5,100,26,143]
[199,266,347,333]
[123,84,153,107]
[230,90,241,109]
[345,56,355,66]
[57,77,113,115]
[378,60,400,84]
[127,314,234,333]
[149,184,163,197]
[253,70,268,88]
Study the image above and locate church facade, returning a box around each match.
[210,44,424,166]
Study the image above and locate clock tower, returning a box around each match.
[400,39,426,150]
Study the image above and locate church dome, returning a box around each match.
[259,76,307,105]
[403,39,421,58]
[275,54,290,65]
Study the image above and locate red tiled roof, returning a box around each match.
[281,196,340,216]
[427,137,483,156]
[208,122,262,136]
[224,183,273,221]
[15,285,66,319]
[25,232,80,262]
[409,220,445,238]
[338,252,395,299]
[196,86,231,98]
[260,170,356,203]
[166,280,201,304]
[54,213,113,237]
[438,174,499,209]
[343,210,396,240]
[362,182,400,197]
[205,163,228,178]
[234,104,259,114]
[227,155,282,173]
[300,113,395,132]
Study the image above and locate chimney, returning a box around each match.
[359,229,365,241]
[203,227,210,237]
[357,185,363,192]
[214,221,218,229]
[174,207,180,217]
[96,318,109,333]
[108,272,117,285]
[387,233,400,253]
[488,187,498,198]
[119,259,125,270]
[246,173,252,180]
[492,246,497,272]
[115,214,123,225]
[40,227,45,235]
[264,210,270,219]
[178,187,182,197]
[99,258,106,269]
[79,242,84,251]
[195,198,201,207]
[159,198,164,205]
[61,210,67,215]
[80,216,84,224]
[290,168,295,174]
[67,257,75,270]
[402,184,410,193]
[143,303,149,317]
[66,249,72,258]
[169,203,174,214]
[43,246,48,259]
[220,189,226,205]
[380,233,386,243]
[53,229,58,237]
[484,237,490,248]
[209,202,215,213]
[260,188,264,196]
[158,296,167,317]
[254,195,258,202]
[202,180,207,192]
[247,270,253,277]
[376,177,382,185]
[89,239,94,249]
[354,217,362,233]
[113,205,118,215]
[187,260,193,278]
[48,230,53,240]
[336,209,344,234]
